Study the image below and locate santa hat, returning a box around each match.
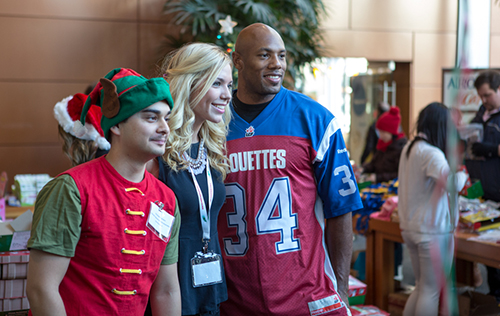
[54,93,111,150]
[376,106,401,135]
[76,68,174,140]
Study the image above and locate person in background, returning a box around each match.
[217,23,363,316]
[360,106,407,279]
[468,70,500,201]
[54,93,110,167]
[465,70,500,301]
[398,102,467,316]
[147,43,232,316]
[27,68,181,316]
[360,101,390,164]
[362,106,407,183]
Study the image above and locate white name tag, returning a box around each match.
[191,252,223,287]
[146,202,175,242]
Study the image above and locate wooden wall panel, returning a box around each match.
[351,0,456,32]
[0,145,72,187]
[410,87,442,132]
[0,17,138,81]
[0,82,86,144]
[491,2,500,35]
[139,0,166,22]
[320,0,350,30]
[139,23,184,77]
[393,62,411,137]
[0,0,138,20]
[0,0,173,193]
[321,29,412,61]
[413,32,456,86]
[490,34,500,68]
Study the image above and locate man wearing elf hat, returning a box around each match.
[26,68,181,316]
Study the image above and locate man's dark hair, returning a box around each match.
[474,70,500,91]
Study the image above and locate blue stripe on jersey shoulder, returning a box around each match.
[228,88,338,151]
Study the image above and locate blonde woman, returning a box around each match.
[151,43,232,316]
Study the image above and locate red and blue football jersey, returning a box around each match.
[218,88,363,316]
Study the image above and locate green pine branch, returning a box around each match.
[162,0,327,86]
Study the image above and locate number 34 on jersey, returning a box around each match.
[221,164,357,257]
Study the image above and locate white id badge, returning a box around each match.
[191,252,223,288]
[146,201,175,242]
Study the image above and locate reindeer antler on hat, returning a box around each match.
[54,93,111,150]
[75,68,174,140]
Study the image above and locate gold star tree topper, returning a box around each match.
[218,15,237,35]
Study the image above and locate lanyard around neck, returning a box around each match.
[184,152,213,242]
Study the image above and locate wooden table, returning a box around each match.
[5,206,33,219]
[365,219,500,311]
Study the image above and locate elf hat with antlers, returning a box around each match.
[75,68,174,140]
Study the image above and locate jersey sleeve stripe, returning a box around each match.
[314,117,340,163]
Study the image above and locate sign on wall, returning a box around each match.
[442,69,481,110]
[442,68,500,123]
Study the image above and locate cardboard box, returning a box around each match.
[0,211,32,252]
[3,280,25,299]
[462,181,484,200]
[1,264,27,281]
[348,275,367,306]
[0,297,28,312]
[460,205,500,232]
[458,290,500,316]
[0,252,29,265]
[350,305,389,316]
[0,252,29,281]
[0,310,28,316]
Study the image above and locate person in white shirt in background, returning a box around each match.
[398,102,467,316]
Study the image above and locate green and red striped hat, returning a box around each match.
[76,68,174,139]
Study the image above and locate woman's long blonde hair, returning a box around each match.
[159,43,232,180]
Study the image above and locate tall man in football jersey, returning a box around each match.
[217,23,363,316]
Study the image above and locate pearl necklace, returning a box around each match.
[183,139,207,175]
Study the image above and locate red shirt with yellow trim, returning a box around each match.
[28,157,180,315]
